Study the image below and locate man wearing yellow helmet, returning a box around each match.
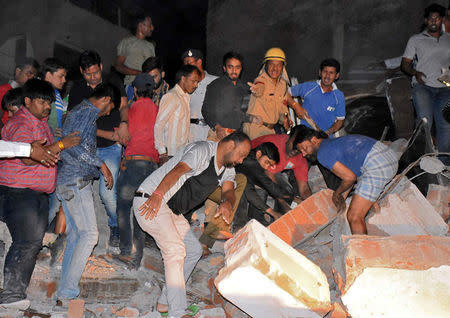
[243,48,292,139]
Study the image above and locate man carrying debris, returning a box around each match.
[294,126,398,234]
[133,132,251,318]
[401,3,450,165]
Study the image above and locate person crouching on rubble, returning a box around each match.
[293,125,398,234]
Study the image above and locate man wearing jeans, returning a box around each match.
[401,3,450,164]
[55,84,115,305]
[134,132,251,317]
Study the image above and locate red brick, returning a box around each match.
[270,189,337,246]
[67,299,85,318]
[337,235,450,294]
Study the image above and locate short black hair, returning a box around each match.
[291,125,328,145]
[424,3,446,18]
[89,83,119,108]
[223,51,244,67]
[133,14,151,34]
[142,56,163,73]
[254,142,280,163]
[174,64,200,84]
[221,131,251,146]
[319,58,341,73]
[135,85,154,99]
[15,57,39,72]
[79,50,102,70]
[22,78,56,104]
[1,88,23,111]
[41,58,66,76]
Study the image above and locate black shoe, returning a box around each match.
[49,234,66,266]
[109,227,120,248]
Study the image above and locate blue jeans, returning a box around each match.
[56,179,98,299]
[48,191,61,227]
[97,144,122,228]
[116,159,158,256]
[412,84,450,164]
[0,186,48,301]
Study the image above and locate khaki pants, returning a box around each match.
[199,173,247,247]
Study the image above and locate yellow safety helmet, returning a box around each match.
[264,47,286,64]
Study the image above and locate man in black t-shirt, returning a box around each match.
[68,50,128,248]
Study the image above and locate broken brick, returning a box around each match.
[216,219,331,318]
[67,299,85,318]
[426,184,450,221]
[269,189,338,247]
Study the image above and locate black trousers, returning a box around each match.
[0,185,48,301]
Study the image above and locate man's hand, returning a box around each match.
[416,71,426,85]
[139,192,163,220]
[159,153,169,166]
[332,191,346,213]
[266,208,282,220]
[215,124,227,140]
[30,140,58,167]
[54,128,63,139]
[282,115,292,131]
[61,131,81,149]
[247,82,264,96]
[293,104,308,119]
[214,200,233,224]
[117,122,130,145]
[100,162,113,189]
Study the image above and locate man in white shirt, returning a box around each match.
[133,132,251,318]
[0,140,57,164]
[154,65,201,165]
[182,49,218,142]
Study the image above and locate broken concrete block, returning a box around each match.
[335,235,450,318]
[67,299,85,318]
[269,189,338,247]
[198,306,226,317]
[115,306,139,317]
[366,179,447,236]
[215,219,331,318]
[427,183,450,221]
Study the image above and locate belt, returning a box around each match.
[262,122,277,129]
[135,191,151,198]
[190,118,207,126]
[124,155,157,163]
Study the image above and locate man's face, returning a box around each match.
[140,17,154,37]
[296,139,319,161]
[6,104,20,118]
[15,65,37,86]
[45,68,67,90]
[223,58,242,82]
[98,97,114,117]
[256,151,276,170]
[223,140,251,168]
[149,68,163,89]
[183,57,202,70]
[266,60,284,80]
[81,64,102,88]
[24,97,51,120]
[181,71,200,94]
[319,66,339,87]
[426,12,443,33]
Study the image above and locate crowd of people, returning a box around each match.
[0,3,448,317]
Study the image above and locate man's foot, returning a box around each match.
[109,227,120,248]
[127,254,142,271]
[0,298,30,310]
[49,234,66,266]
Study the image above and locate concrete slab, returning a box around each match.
[427,184,450,221]
[215,220,331,318]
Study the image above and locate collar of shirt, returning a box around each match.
[20,105,49,123]
[8,80,19,89]
[316,80,338,93]
[174,83,189,99]
[212,142,226,175]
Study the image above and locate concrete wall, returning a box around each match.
[0,0,130,80]
[206,0,445,83]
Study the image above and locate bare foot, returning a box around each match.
[156,302,168,313]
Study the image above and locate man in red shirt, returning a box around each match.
[0,58,39,126]
[115,73,159,269]
[251,132,312,204]
[0,79,79,309]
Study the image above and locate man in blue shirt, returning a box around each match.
[288,58,345,137]
[55,83,116,306]
[294,126,398,235]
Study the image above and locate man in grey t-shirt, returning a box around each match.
[401,3,450,163]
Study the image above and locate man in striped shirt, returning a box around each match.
[154,65,201,165]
